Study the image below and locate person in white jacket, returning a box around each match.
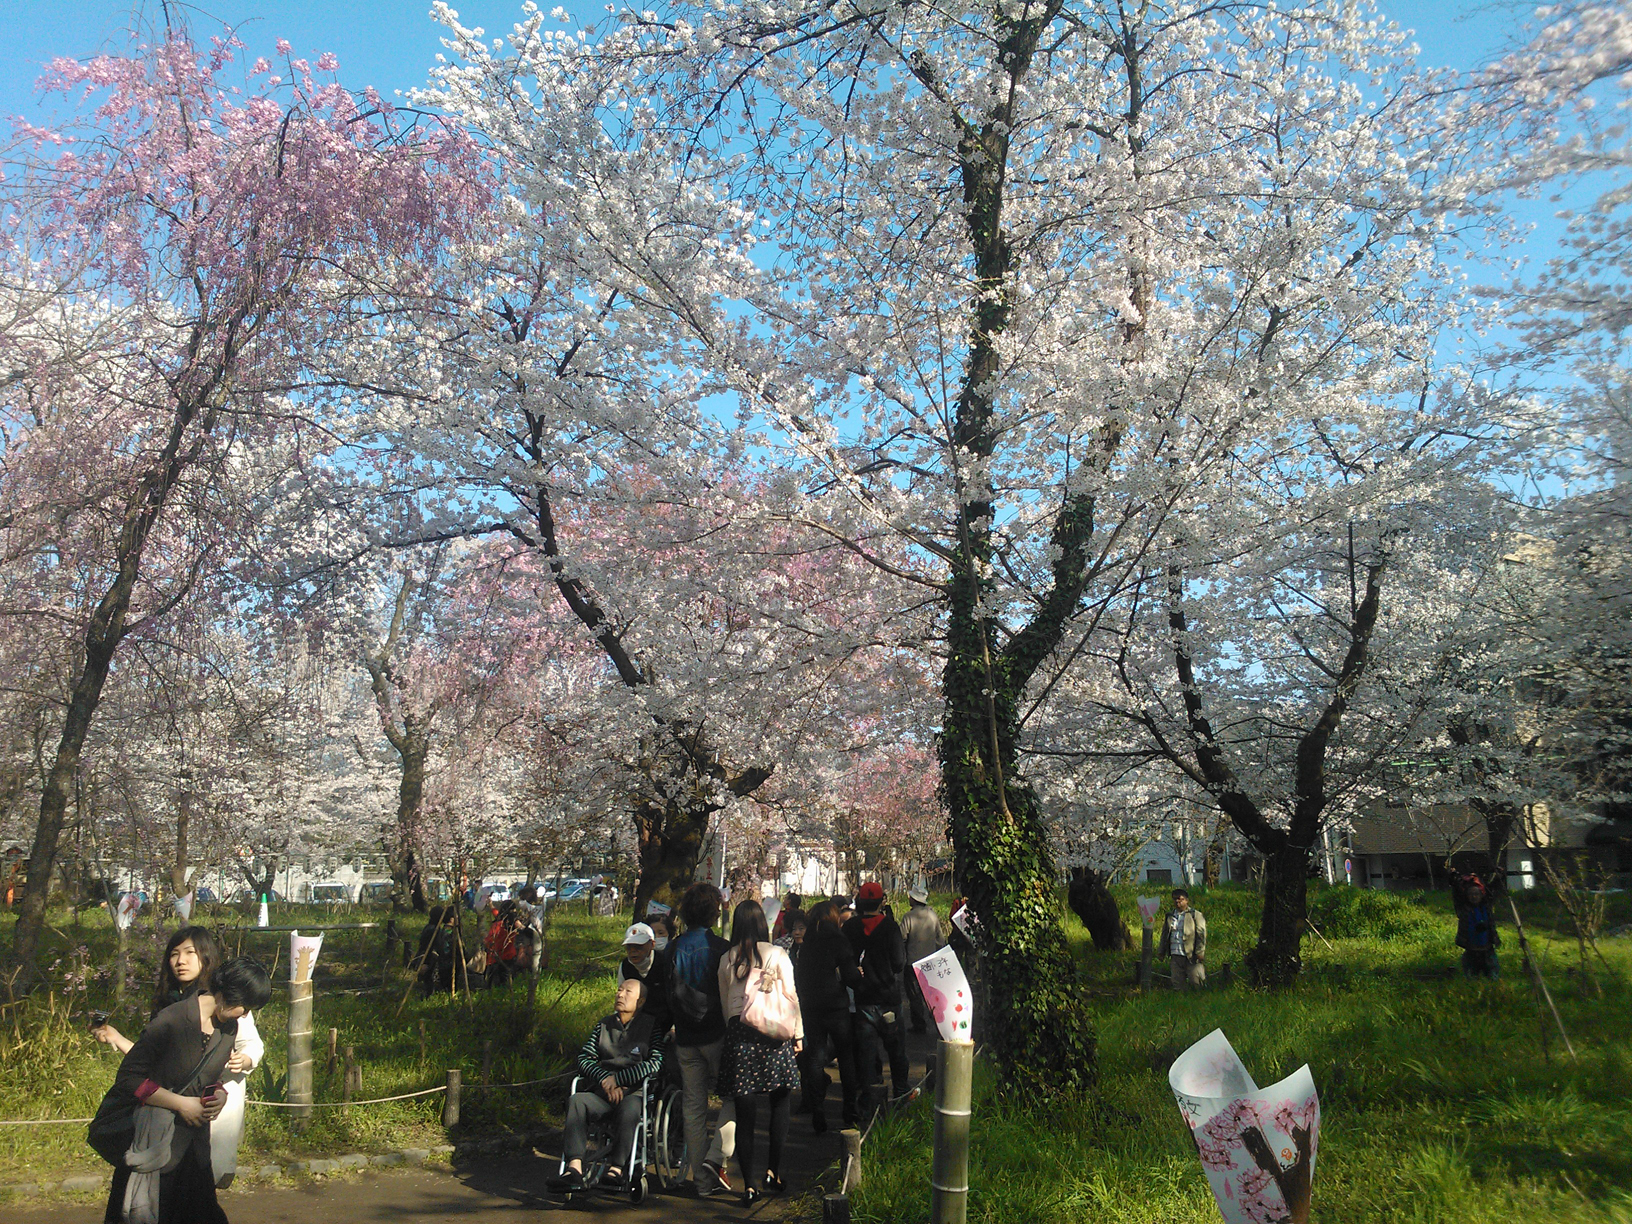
[210,1011,263,1187]
[716,899,803,1207]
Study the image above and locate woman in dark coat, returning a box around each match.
[93,958,272,1224]
[794,901,864,1132]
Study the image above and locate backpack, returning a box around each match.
[740,954,798,1041]
[667,936,714,1027]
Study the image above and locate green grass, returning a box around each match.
[0,903,634,1189]
[854,883,1632,1224]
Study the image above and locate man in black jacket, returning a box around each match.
[843,882,911,1109]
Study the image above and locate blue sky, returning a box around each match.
[0,1,1535,120]
[0,1,1572,299]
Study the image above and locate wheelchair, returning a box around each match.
[556,1071,688,1203]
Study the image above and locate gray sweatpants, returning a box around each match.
[676,1039,737,1184]
[562,1090,643,1170]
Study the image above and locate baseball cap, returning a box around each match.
[623,922,656,945]
[857,881,886,907]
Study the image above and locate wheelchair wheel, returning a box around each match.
[629,1173,648,1204]
[655,1085,687,1188]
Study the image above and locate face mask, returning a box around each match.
[654,936,669,952]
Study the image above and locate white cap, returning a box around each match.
[909,885,929,904]
[623,922,656,946]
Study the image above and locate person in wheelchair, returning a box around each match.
[548,977,667,1192]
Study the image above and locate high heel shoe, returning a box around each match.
[742,1186,762,1207]
[763,1171,785,1195]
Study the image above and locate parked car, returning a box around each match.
[358,881,396,905]
[195,886,216,903]
[309,882,352,904]
[231,889,284,904]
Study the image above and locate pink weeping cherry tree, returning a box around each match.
[1,24,481,981]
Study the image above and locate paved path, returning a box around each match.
[11,1032,936,1224]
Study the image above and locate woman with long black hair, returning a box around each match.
[91,927,264,1187]
[89,957,273,1223]
[716,899,803,1206]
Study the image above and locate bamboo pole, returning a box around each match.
[931,1039,974,1224]
[1506,895,1576,1062]
[287,978,314,1123]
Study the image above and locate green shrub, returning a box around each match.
[1307,884,1441,941]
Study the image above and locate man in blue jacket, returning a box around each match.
[665,882,737,1196]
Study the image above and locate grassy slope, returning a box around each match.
[854,884,1632,1224]
[0,904,632,1188]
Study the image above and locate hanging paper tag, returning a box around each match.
[1137,896,1161,929]
[114,892,143,930]
[290,932,324,983]
[912,946,974,1041]
[1169,1028,1320,1224]
[174,891,195,923]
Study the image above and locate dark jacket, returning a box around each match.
[1455,903,1500,952]
[795,922,863,1015]
[843,911,906,1008]
[618,953,670,1034]
[89,995,235,1167]
[576,1011,666,1090]
[666,928,730,1046]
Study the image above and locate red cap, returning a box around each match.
[857,882,885,903]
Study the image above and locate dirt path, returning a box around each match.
[10,1032,936,1224]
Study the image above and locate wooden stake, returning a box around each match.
[1507,896,1576,1062]
[442,1068,461,1128]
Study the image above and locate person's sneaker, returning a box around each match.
[699,1161,732,1195]
[547,1168,585,1192]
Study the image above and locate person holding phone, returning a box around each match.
[92,926,222,1055]
[88,958,272,1223]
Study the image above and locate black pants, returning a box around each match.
[733,1088,790,1189]
[855,1005,909,1113]
[801,1007,861,1128]
[903,971,930,1032]
[104,1145,227,1224]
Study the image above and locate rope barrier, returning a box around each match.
[0,1117,94,1126]
[247,1086,447,1108]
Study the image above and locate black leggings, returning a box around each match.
[733,1088,791,1188]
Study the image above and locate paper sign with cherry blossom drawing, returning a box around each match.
[1137,896,1161,928]
[173,891,195,923]
[949,903,981,941]
[114,892,143,931]
[289,932,324,983]
[1169,1029,1319,1224]
[911,947,973,1041]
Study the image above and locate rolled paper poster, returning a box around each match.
[1137,896,1161,929]
[911,947,974,1041]
[174,891,195,923]
[289,932,325,983]
[475,884,497,912]
[114,892,143,931]
[949,903,981,940]
[761,897,782,930]
[1169,1028,1319,1224]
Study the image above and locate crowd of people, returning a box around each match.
[550,880,944,1205]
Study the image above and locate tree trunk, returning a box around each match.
[1247,842,1312,988]
[14,605,128,982]
[1476,799,1518,898]
[1202,816,1229,887]
[631,795,712,919]
[390,736,430,912]
[169,790,193,903]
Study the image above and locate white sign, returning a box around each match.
[114,892,143,931]
[911,947,974,1041]
[289,932,324,983]
[645,900,671,918]
[949,902,981,940]
[1169,1029,1319,1224]
[1136,896,1161,929]
[173,891,195,923]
